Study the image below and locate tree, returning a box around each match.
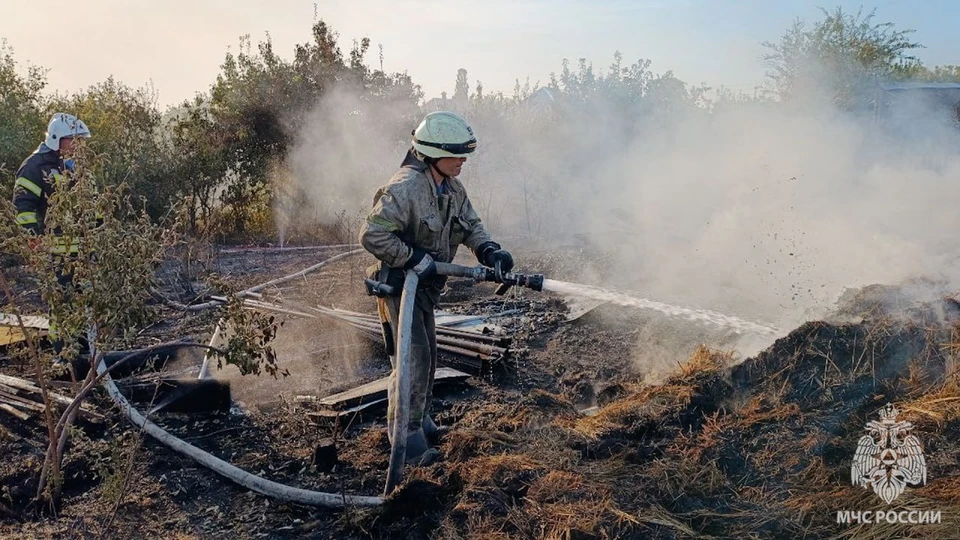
[46,78,174,218]
[196,20,421,242]
[167,98,229,234]
[763,7,923,107]
[641,71,708,118]
[454,68,470,104]
[902,64,960,83]
[0,140,283,510]
[0,42,47,200]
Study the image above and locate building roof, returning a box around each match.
[879,82,960,92]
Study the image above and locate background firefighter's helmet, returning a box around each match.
[44,113,92,152]
[411,111,477,159]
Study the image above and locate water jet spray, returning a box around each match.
[541,279,782,337]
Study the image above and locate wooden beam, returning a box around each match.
[0,313,50,330]
[0,390,46,412]
[0,403,31,421]
[120,378,232,414]
[315,367,469,411]
[0,374,103,421]
[306,398,387,425]
[0,327,28,347]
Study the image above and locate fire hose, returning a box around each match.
[382,261,544,496]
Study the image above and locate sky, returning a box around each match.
[1,0,957,108]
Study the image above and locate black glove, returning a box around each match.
[490,249,514,272]
[477,241,514,272]
[405,248,436,278]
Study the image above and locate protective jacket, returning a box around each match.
[11,146,85,254]
[359,150,495,302]
[12,147,63,235]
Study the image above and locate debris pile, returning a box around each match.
[0,374,102,423]
[299,366,470,425]
[357,283,960,539]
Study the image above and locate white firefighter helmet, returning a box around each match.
[412,111,477,159]
[44,113,91,152]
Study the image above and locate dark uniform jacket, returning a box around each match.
[12,148,64,235]
[12,147,81,254]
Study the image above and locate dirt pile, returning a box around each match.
[353,282,960,539]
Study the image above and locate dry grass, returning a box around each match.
[459,453,544,488]
[922,476,960,505]
[456,390,580,434]
[444,459,645,539]
[339,425,389,468]
[522,472,623,538]
[416,307,960,539]
[574,384,694,437]
[680,345,734,378]
[899,373,960,429]
[574,346,730,438]
[444,429,519,462]
[526,498,619,539]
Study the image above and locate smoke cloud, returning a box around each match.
[283,59,960,362]
[280,81,419,243]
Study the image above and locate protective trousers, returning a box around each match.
[379,293,437,446]
[49,255,90,363]
[49,264,74,358]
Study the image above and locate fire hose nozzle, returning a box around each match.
[432,262,544,292]
[364,278,396,297]
[493,270,545,295]
[525,273,544,292]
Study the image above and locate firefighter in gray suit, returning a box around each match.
[359,111,513,465]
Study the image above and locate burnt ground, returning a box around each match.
[1,246,959,539]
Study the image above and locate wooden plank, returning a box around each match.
[0,374,45,397]
[119,379,232,414]
[0,327,27,347]
[0,386,104,422]
[436,326,510,346]
[316,367,470,411]
[0,313,50,330]
[0,403,31,421]
[336,317,505,356]
[314,307,504,374]
[318,308,505,350]
[434,309,519,333]
[323,306,510,335]
[0,391,46,412]
[0,314,49,348]
[0,382,26,396]
[0,375,76,408]
[434,311,490,326]
[0,374,102,419]
[306,398,387,422]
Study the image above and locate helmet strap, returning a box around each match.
[428,161,448,182]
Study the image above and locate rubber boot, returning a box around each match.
[404,428,441,466]
[423,415,450,445]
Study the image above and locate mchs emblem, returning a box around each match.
[851,403,927,504]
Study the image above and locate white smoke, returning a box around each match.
[461,79,960,335]
[284,57,960,358]
[282,81,419,243]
